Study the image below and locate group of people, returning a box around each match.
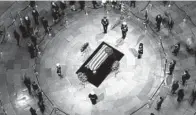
[23,75,45,115]
[155,52,195,111]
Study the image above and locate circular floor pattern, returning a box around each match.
[38,10,164,115]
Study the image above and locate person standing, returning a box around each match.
[27,42,35,59]
[172,43,180,56]
[177,89,184,102]
[13,30,20,46]
[24,16,31,30]
[121,22,128,39]
[168,60,176,75]
[19,24,28,38]
[69,1,76,11]
[37,90,43,102]
[56,63,62,77]
[79,1,85,11]
[32,81,39,93]
[156,97,164,111]
[155,14,162,32]
[92,1,98,9]
[29,107,37,115]
[41,17,50,34]
[182,70,190,86]
[138,43,143,59]
[23,76,32,95]
[190,89,196,106]
[130,1,136,8]
[29,1,36,8]
[30,35,37,47]
[171,81,179,94]
[168,15,174,32]
[101,17,109,34]
[32,9,39,25]
[88,91,98,105]
[59,1,67,15]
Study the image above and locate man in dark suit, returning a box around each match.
[101,17,109,33]
[155,14,162,32]
[121,22,128,39]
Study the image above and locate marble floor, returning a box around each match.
[0,1,196,115]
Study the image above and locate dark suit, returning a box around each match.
[121,24,128,39]
[101,18,109,33]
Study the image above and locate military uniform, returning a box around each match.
[121,23,128,39]
[32,9,39,25]
[101,17,109,33]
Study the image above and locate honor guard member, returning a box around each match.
[88,91,98,105]
[32,9,39,25]
[101,17,109,33]
[24,16,31,30]
[182,70,190,86]
[121,22,128,39]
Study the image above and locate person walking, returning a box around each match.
[32,9,39,25]
[13,30,20,46]
[101,17,109,34]
[155,14,162,32]
[171,81,179,94]
[121,22,128,39]
[177,89,184,102]
[29,107,37,115]
[156,96,164,111]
